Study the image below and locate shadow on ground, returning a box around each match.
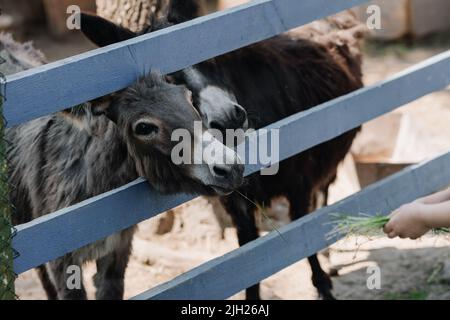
[332,245,450,300]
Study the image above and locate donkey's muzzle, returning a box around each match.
[208,105,248,135]
[210,162,245,194]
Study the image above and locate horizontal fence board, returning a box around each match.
[134,151,450,300]
[13,179,193,274]
[4,0,368,127]
[13,50,450,274]
[245,50,450,174]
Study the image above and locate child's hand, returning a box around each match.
[383,203,430,239]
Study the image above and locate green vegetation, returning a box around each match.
[0,92,15,300]
[327,213,450,240]
[384,289,428,300]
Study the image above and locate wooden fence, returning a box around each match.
[5,0,450,299]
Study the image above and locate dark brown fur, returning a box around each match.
[169,34,362,299]
[163,0,364,299]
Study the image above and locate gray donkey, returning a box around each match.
[4,33,244,299]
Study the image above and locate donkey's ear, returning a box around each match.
[80,13,137,47]
[90,95,121,123]
[90,95,112,115]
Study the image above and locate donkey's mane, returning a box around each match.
[137,73,172,91]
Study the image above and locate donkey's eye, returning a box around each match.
[134,122,159,136]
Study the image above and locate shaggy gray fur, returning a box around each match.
[4,34,243,299]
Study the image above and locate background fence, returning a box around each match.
[4,0,450,299]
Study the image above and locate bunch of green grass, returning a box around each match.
[326,213,450,240]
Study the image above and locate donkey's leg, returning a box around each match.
[94,229,134,300]
[288,187,335,300]
[220,195,260,300]
[316,175,336,211]
[314,182,339,277]
[36,265,58,300]
[46,257,87,300]
[307,254,335,300]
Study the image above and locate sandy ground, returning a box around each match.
[13,28,450,300]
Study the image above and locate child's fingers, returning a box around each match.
[383,223,393,234]
[388,209,399,218]
[387,231,397,239]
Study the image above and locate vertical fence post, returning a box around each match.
[0,69,15,300]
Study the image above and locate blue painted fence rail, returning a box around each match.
[4,0,367,127]
[134,150,450,300]
[7,0,450,301]
[13,50,450,274]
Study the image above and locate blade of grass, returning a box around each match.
[327,213,450,240]
[234,190,288,243]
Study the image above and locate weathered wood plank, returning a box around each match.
[4,0,367,127]
[12,51,450,274]
[133,150,450,300]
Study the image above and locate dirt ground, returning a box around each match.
[13,27,450,300]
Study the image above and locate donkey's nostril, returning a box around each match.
[234,105,247,124]
[213,165,230,178]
